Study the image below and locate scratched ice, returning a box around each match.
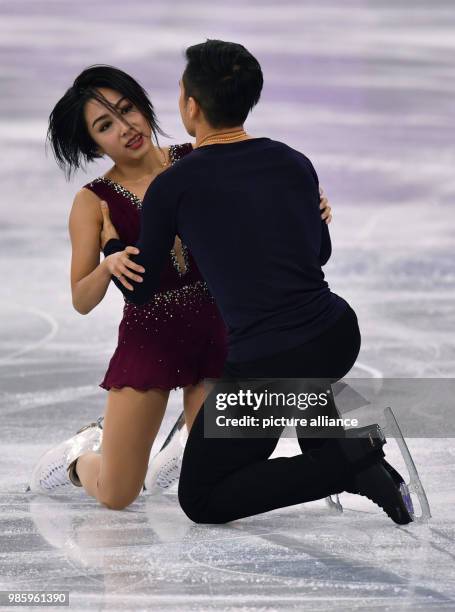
[1,1,454,610]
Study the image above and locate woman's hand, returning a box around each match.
[99,200,120,249]
[319,187,332,224]
[103,248,145,291]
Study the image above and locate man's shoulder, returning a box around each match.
[153,137,317,188]
[266,139,317,182]
[268,138,313,164]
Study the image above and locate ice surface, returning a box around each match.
[1,0,454,610]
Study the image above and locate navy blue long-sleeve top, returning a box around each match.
[104,137,347,362]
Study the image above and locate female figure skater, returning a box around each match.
[28,65,332,509]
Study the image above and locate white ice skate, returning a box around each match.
[144,412,188,495]
[26,417,103,495]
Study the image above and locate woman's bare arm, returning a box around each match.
[69,188,112,314]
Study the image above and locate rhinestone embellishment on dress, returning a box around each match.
[90,176,142,210]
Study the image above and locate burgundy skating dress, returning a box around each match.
[84,143,228,390]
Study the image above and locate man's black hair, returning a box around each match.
[47,65,166,179]
[182,39,263,128]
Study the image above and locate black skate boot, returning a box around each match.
[346,423,410,489]
[345,462,413,525]
[342,424,413,525]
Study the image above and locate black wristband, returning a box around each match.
[103,238,125,257]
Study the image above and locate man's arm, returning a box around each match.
[319,216,332,266]
[103,177,177,305]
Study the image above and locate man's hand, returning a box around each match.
[104,247,145,291]
[100,200,144,291]
[319,187,332,224]
[100,200,120,249]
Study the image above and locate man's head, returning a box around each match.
[179,39,263,136]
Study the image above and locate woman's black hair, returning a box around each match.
[182,39,263,128]
[47,65,167,179]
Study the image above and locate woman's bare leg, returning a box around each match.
[76,386,169,509]
[183,381,211,431]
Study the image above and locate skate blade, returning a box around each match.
[159,411,186,452]
[403,479,430,523]
[384,407,431,523]
[76,420,102,435]
[399,482,415,518]
[325,494,343,514]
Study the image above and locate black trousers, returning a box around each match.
[178,306,364,524]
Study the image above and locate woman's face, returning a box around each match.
[84,87,152,162]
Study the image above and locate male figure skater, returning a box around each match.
[103,40,414,525]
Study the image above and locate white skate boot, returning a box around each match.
[144,413,188,495]
[26,417,103,495]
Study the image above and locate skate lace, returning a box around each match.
[156,457,181,489]
[40,461,71,490]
